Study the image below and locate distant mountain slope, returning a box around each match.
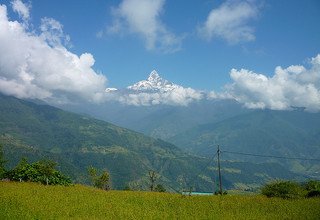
[0,94,309,191]
[62,99,250,140]
[170,110,320,178]
[0,93,178,152]
[0,94,203,189]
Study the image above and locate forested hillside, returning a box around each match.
[0,94,308,191]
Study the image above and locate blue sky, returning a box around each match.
[4,0,319,90]
[0,0,320,110]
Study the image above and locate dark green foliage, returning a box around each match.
[7,158,71,186]
[306,190,320,197]
[87,166,98,186]
[155,184,166,192]
[96,171,110,190]
[304,180,320,191]
[214,190,228,195]
[261,180,305,199]
[87,166,110,190]
[304,180,320,198]
[261,180,320,199]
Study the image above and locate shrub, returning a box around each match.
[261,180,305,199]
[0,144,6,179]
[155,184,166,192]
[7,158,71,186]
[303,180,320,198]
[87,166,111,190]
[306,190,320,198]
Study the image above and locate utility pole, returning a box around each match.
[217,145,223,195]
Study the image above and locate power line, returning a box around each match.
[222,150,320,162]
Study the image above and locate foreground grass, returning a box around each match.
[0,182,319,219]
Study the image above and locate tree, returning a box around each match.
[87,166,111,190]
[148,170,158,191]
[261,180,305,199]
[35,160,57,185]
[7,158,71,186]
[8,157,30,182]
[304,180,320,198]
[88,166,98,186]
[0,144,7,179]
[96,171,110,190]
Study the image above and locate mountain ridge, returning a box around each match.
[169,109,320,178]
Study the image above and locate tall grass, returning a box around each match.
[0,182,319,219]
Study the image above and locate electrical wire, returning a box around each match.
[222,150,320,162]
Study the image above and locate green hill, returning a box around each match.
[0,94,204,189]
[0,94,308,191]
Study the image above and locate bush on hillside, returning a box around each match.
[155,184,166,192]
[0,144,6,179]
[303,180,320,198]
[87,166,111,190]
[261,180,305,199]
[7,158,72,186]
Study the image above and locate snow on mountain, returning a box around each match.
[105,88,118,92]
[127,70,179,92]
[105,70,205,106]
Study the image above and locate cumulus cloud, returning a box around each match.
[40,17,71,47]
[225,54,320,112]
[198,0,258,44]
[0,3,107,103]
[11,0,30,22]
[107,0,182,53]
[115,88,203,106]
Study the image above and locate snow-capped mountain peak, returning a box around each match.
[127,70,177,92]
[105,70,204,106]
[147,70,162,82]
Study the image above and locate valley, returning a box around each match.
[1,93,318,192]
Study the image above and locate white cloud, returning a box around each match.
[107,0,182,53]
[0,4,107,103]
[40,17,71,47]
[112,88,203,106]
[207,90,233,100]
[11,0,30,22]
[225,54,320,112]
[198,0,258,44]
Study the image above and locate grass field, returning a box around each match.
[0,182,319,219]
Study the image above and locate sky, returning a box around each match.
[0,0,320,110]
